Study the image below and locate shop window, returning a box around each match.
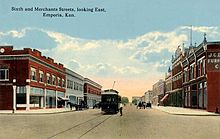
[204,82,207,108]
[198,82,203,108]
[0,68,9,81]
[16,86,26,104]
[191,84,197,106]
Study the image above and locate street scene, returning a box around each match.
[1,1,220,139]
[0,105,220,139]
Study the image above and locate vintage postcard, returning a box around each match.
[0,0,220,139]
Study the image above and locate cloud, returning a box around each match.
[76,63,146,77]
[41,30,102,51]
[1,25,220,76]
[67,59,81,70]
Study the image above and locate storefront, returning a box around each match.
[30,87,44,109]
[46,89,56,108]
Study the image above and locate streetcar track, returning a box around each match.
[47,114,112,139]
[77,115,112,139]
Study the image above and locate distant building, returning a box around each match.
[169,44,187,107]
[144,90,153,103]
[132,96,141,104]
[152,79,165,106]
[84,78,102,108]
[161,67,172,106]
[65,68,84,105]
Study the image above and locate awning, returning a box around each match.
[160,94,169,102]
[57,97,70,101]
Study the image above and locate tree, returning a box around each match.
[132,99,138,105]
[121,97,129,104]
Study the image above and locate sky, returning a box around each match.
[1,0,220,101]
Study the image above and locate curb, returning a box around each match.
[153,108,220,116]
[0,109,86,115]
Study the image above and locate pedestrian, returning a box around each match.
[119,102,123,116]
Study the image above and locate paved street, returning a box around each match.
[0,105,220,139]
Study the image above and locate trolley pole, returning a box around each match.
[112,81,116,89]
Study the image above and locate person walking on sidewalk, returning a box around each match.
[119,102,123,116]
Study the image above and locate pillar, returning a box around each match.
[44,87,46,109]
[26,85,30,111]
[55,90,57,109]
[12,85,16,112]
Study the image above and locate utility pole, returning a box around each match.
[190,25,193,46]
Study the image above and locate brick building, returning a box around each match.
[182,36,220,112]
[0,46,65,110]
[169,44,187,107]
[84,78,102,108]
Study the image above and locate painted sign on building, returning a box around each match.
[207,52,220,72]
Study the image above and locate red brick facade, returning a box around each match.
[206,44,220,112]
[0,46,65,110]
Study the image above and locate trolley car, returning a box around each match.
[101,89,121,114]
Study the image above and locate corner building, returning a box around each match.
[182,38,220,112]
[0,46,65,110]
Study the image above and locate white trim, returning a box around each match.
[190,62,195,67]
[197,56,205,62]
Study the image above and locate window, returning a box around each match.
[203,59,206,75]
[62,79,65,87]
[31,67,36,81]
[52,75,56,85]
[79,84,83,91]
[46,73,51,84]
[67,79,73,89]
[58,77,61,87]
[190,64,195,80]
[39,71,44,83]
[197,61,201,77]
[0,68,9,80]
[17,86,26,93]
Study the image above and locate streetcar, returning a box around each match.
[101,89,121,114]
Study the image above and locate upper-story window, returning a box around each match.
[67,79,73,89]
[190,64,195,80]
[0,68,9,81]
[52,75,56,85]
[62,79,65,88]
[39,70,44,83]
[202,59,206,75]
[31,67,36,81]
[46,73,51,84]
[58,77,61,87]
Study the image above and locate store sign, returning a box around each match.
[207,52,220,72]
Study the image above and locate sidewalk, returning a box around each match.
[0,108,77,115]
[153,106,220,116]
